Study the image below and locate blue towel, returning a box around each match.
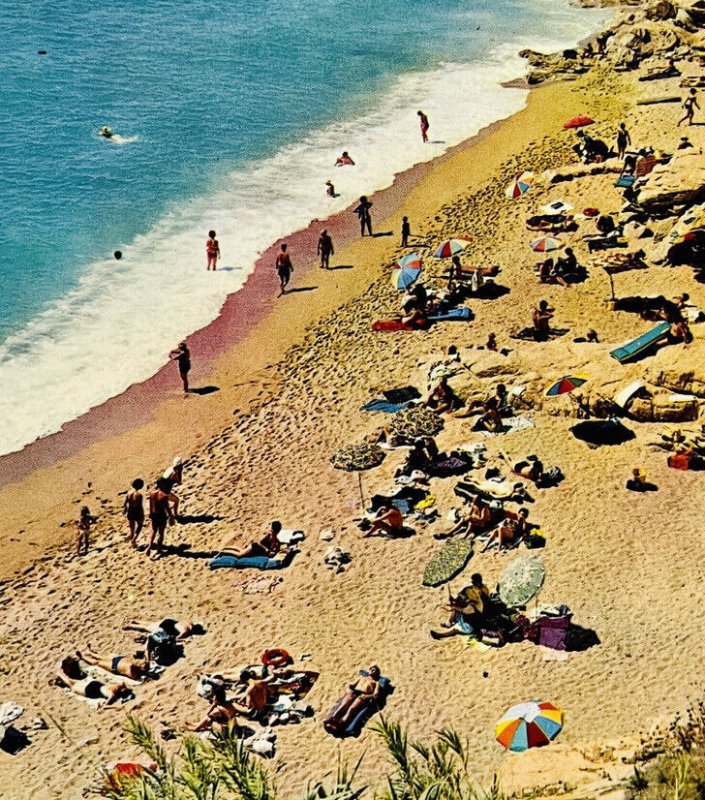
[428,307,472,322]
[360,399,410,414]
[209,554,285,570]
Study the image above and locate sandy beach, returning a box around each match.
[4,6,705,798]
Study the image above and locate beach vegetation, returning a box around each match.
[92,716,499,800]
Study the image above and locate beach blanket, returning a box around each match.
[590,251,648,273]
[477,416,535,437]
[427,307,473,322]
[422,539,474,587]
[209,550,297,571]
[323,671,393,738]
[372,319,427,332]
[360,399,411,414]
[610,322,670,363]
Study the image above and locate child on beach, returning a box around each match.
[77,506,96,556]
[678,89,700,126]
[206,230,220,271]
[401,216,411,247]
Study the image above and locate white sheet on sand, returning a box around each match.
[0,702,23,727]
[478,416,535,437]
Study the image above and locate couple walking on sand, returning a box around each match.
[274,229,337,295]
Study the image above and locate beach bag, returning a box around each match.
[147,629,180,666]
[668,452,692,471]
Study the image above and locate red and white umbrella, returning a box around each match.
[530,235,563,253]
[506,171,535,199]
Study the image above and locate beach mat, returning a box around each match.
[209,551,296,571]
[610,322,670,363]
[422,539,474,587]
[360,399,409,414]
[372,319,427,332]
[427,307,473,322]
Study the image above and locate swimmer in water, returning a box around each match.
[99,126,114,139]
[335,151,355,167]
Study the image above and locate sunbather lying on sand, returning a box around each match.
[55,657,132,706]
[326,666,382,729]
[75,649,150,681]
[221,521,284,559]
[124,618,204,641]
[513,455,563,487]
[482,508,530,552]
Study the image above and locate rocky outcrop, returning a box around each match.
[628,393,699,421]
[646,359,705,396]
[518,49,592,85]
[635,151,705,211]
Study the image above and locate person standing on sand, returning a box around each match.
[417,110,430,143]
[169,341,191,393]
[401,216,411,247]
[77,506,96,556]
[678,89,700,126]
[616,123,631,159]
[123,478,145,548]
[532,299,554,341]
[317,229,334,269]
[206,230,220,271]
[354,196,373,237]
[276,243,293,294]
[147,480,175,559]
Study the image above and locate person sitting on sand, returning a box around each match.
[397,438,438,477]
[472,397,503,432]
[482,508,530,552]
[327,666,382,728]
[224,520,283,559]
[191,680,240,732]
[230,669,272,719]
[431,573,489,640]
[335,151,355,167]
[76,648,150,681]
[532,300,554,341]
[123,479,145,548]
[55,656,132,706]
[423,375,463,415]
[365,505,404,538]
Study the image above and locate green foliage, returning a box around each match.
[90,717,498,800]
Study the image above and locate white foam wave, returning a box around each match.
[0,5,608,457]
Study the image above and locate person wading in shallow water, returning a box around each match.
[169,341,191,393]
[206,230,220,271]
[275,243,293,294]
[417,110,430,143]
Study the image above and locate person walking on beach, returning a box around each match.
[146,480,175,560]
[123,479,145,548]
[76,506,96,556]
[678,89,700,126]
[417,110,430,143]
[317,229,334,269]
[616,123,631,159]
[169,341,191,393]
[276,243,293,294]
[206,230,220,271]
[401,216,411,247]
[354,196,373,237]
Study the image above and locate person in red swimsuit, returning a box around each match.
[417,110,429,143]
[206,230,220,271]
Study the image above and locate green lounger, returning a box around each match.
[610,322,670,363]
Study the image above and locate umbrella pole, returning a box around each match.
[358,472,365,511]
[605,269,616,302]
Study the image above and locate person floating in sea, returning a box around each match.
[616,122,631,160]
[317,229,334,269]
[99,126,114,139]
[276,243,293,294]
[417,110,430,143]
[335,151,355,167]
[206,230,220,271]
[401,216,411,247]
[123,478,145,549]
[678,88,700,126]
[325,180,336,197]
[77,506,96,557]
[354,196,373,237]
[169,341,191,393]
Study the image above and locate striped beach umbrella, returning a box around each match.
[506,171,535,200]
[432,238,473,259]
[545,375,588,397]
[496,701,564,752]
[530,235,563,253]
[391,253,422,290]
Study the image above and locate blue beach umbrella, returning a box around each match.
[391,253,422,290]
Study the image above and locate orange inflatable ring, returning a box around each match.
[261,648,291,668]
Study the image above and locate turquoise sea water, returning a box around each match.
[0,0,606,455]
